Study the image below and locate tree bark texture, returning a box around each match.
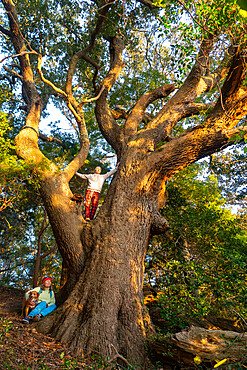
[38,173,158,366]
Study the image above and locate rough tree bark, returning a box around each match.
[1,0,247,367]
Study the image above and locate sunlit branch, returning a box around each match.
[124,84,176,137]
[79,84,105,105]
[0,50,37,64]
[151,123,247,179]
[37,54,67,99]
[138,38,214,145]
[172,34,215,103]
[37,54,89,141]
[208,50,247,125]
[139,101,213,149]
[95,36,125,154]
[217,83,247,124]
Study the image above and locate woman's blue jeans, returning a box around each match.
[28,301,56,318]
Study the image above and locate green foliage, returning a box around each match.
[145,162,247,331]
[0,93,31,214]
[210,147,247,205]
[0,318,13,342]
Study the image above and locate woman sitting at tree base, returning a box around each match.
[22,276,56,324]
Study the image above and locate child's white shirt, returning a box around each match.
[76,167,117,193]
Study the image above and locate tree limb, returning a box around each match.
[129,36,215,145]
[150,124,247,182]
[38,133,65,148]
[2,0,40,114]
[170,34,215,104]
[135,44,235,145]
[95,36,125,155]
[208,49,247,123]
[124,84,176,137]
[136,101,213,149]
[65,0,115,98]
[0,24,11,36]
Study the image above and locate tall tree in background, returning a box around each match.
[0,0,247,366]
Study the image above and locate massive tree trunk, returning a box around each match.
[2,0,247,367]
[38,165,160,366]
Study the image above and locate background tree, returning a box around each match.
[0,0,247,366]
[145,163,247,332]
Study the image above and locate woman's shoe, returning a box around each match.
[22,316,31,324]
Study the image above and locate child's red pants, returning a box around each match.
[84,189,99,220]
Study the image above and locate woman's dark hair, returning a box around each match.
[40,283,52,292]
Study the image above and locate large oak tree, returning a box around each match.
[0,0,247,366]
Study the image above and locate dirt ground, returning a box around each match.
[0,286,117,369]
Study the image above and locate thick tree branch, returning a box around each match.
[171,34,215,103]
[124,84,176,137]
[1,0,59,176]
[1,0,40,110]
[2,1,89,180]
[134,44,236,146]
[95,36,125,155]
[135,101,213,151]
[130,36,214,146]
[208,49,247,123]
[192,45,237,98]
[150,124,247,182]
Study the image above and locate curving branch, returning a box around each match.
[1,0,59,175]
[149,122,247,184]
[37,54,67,99]
[65,0,115,98]
[131,36,215,144]
[136,101,213,151]
[38,132,65,148]
[124,84,177,137]
[95,36,125,155]
[135,43,237,146]
[208,49,247,123]
[171,35,215,104]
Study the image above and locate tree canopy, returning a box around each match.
[0,0,247,367]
